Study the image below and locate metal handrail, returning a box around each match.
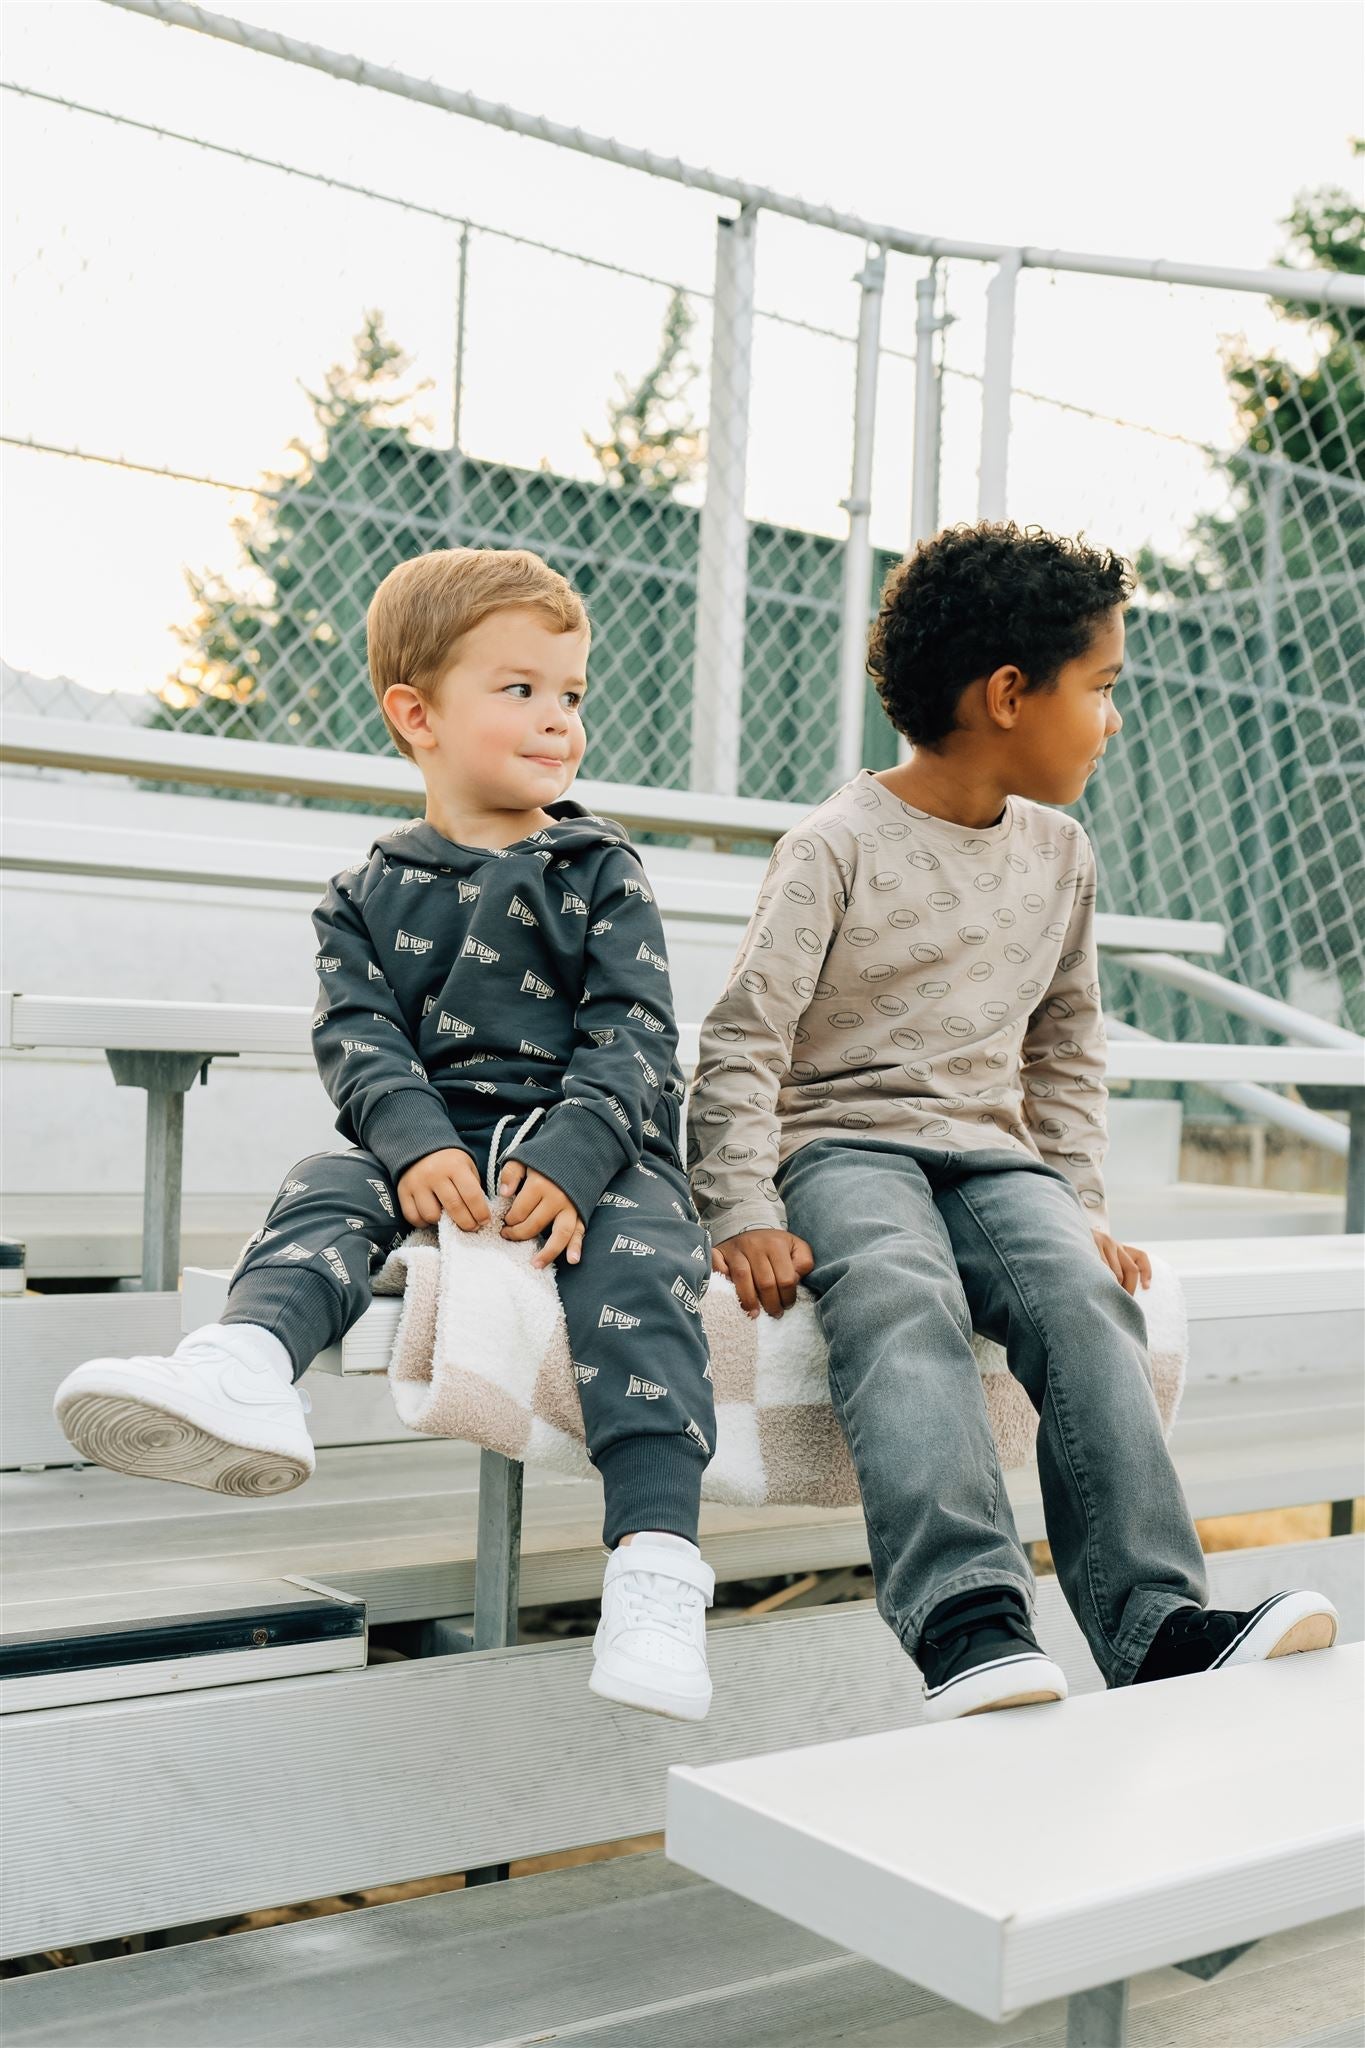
[1114,953,1365,1054]
[102,0,1365,309]
[1105,1020,1352,1158]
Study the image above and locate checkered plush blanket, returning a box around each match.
[374,1201,1186,1508]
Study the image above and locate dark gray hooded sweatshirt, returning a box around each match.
[310,802,688,1224]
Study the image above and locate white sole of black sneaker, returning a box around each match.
[923,1651,1068,1724]
[1211,1589,1340,1670]
[57,1390,312,1498]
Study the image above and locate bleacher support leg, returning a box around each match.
[465,1450,525,1888]
[1066,1977,1129,2046]
[472,1450,524,1652]
[1347,1097,1364,1238]
[105,1050,213,1289]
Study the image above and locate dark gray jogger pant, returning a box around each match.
[222,1120,715,1546]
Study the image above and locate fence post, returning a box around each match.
[835,245,886,785]
[691,204,757,796]
[447,222,471,547]
[910,266,945,548]
[896,265,949,763]
[978,250,1021,520]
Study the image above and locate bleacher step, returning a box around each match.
[2,1844,1361,2045]
[0,1576,365,1713]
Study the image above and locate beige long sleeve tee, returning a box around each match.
[687,768,1112,1239]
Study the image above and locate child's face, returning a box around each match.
[415,607,590,813]
[1011,608,1125,806]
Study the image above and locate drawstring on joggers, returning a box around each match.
[485,1106,546,1200]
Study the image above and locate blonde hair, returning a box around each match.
[366,548,588,758]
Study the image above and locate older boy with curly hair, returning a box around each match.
[689,522,1337,1721]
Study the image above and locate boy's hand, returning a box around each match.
[397,1147,491,1232]
[1093,1230,1152,1296]
[713,1228,814,1319]
[498,1161,584,1268]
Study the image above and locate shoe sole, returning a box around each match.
[57,1390,312,1498]
[962,1688,1066,1717]
[1213,1590,1340,1670]
[923,1652,1068,1724]
[588,1662,712,1722]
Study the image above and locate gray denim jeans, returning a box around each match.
[776,1137,1208,1685]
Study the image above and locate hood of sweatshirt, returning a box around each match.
[368,800,630,876]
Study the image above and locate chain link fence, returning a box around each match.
[2,47,1362,1038]
[1002,269,1363,1042]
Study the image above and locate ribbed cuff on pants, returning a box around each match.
[222,1266,342,1381]
[595,1434,706,1549]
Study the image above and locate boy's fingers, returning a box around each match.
[750,1253,784,1319]
[453,1172,491,1224]
[497,1160,526,1199]
[1133,1246,1153,1289]
[502,1181,539,1228]
[502,1197,559,1242]
[567,1224,585,1266]
[774,1260,800,1309]
[712,1247,728,1274]
[790,1238,815,1279]
[533,1212,577,1268]
[437,1183,481,1232]
[726,1251,760,1318]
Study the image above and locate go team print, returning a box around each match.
[308,800,692,1229]
[262,797,719,1473]
[687,767,1113,1241]
[232,1141,716,1475]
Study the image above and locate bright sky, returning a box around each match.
[3,0,1362,696]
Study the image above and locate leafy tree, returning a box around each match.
[584,287,703,493]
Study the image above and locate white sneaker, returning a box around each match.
[589,1531,714,1722]
[53,1324,315,1498]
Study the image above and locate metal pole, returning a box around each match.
[1067,1978,1129,2047]
[465,1447,525,1887]
[1105,1019,1353,1158]
[910,268,944,549]
[141,1086,185,1292]
[453,223,470,456]
[100,4,1365,309]
[472,1449,523,1650]
[835,246,886,786]
[1245,461,1286,999]
[978,251,1021,521]
[1110,952,1365,1051]
[447,222,470,548]
[903,265,947,767]
[691,206,757,795]
[105,1049,211,1290]
[1347,1095,1365,1236]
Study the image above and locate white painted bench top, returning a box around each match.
[667,1642,1365,2020]
[6,991,1359,1088]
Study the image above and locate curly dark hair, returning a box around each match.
[867,522,1135,748]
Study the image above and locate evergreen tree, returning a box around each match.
[584,288,703,493]
[153,312,444,752]
[1084,151,1364,1030]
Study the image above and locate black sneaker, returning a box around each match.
[1134,1589,1339,1684]
[916,1587,1068,1723]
